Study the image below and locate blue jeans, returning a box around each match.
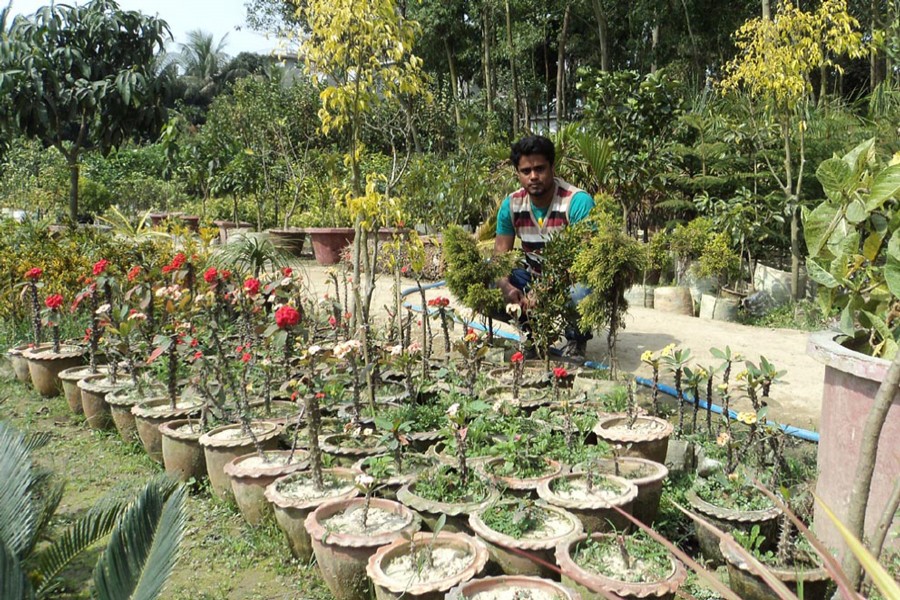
[508,268,593,342]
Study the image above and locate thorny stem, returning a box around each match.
[705,377,714,435]
[361,490,371,530]
[29,281,42,345]
[236,361,268,462]
[167,333,178,409]
[616,535,632,570]
[51,321,60,355]
[288,404,306,463]
[416,281,431,361]
[675,367,684,436]
[512,358,523,400]
[627,382,638,428]
[283,328,293,381]
[306,393,324,490]
[89,289,100,374]
[349,355,362,428]
[690,383,700,434]
[439,308,451,362]
[402,308,412,348]
[454,422,468,489]
[775,511,793,566]
[651,365,660,416]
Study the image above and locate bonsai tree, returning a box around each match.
[572,214,645,375]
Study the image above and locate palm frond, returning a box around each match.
[93,478,187,600]
[31,499,127,599]
[575,133,613,187]
[1,538,32,600]
[210,232,292,278]
[0,423,37,560]
[23,432,52,453]
[96,207,170,242]
[27,478,65,558]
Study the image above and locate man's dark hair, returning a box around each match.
[510,135,555,169]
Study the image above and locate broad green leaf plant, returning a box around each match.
[802,138,900,358]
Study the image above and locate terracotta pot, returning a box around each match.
[24,345,85,397]
[719,539,830,600]
[536,473,637,533]
[653,286,694,316]
[396,477,500,534]
[106,385,163,443]
[573,457,668,524]
[199,421,283,501]
[684,488,781,565]
[476,457,565,497]
[307,227,355,265]
[268,228,306,256]
[159,419,207,483]
[556,533,686,600]
[367,531,489,600]
[447,576,582,600]
[7,343,35,384]
[375,227,410,242]
[469,504,582,578]
[132,397,204,463]
[305,497,421,600]
[78,374,132,432]
[224,449,310,525]
[482,386,553,413]
[180,214,200,232]
[486,367,550,389]
[249,398,303,426]
[321,433,390,466]
[352,453,436,500]
[212,219,253,243]
[59,365,107,414]
[807,330,900,556]
[265,467,360,561]
[592,414,674,464]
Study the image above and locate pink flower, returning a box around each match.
[275,305,300,329]
[282,267,293,277]
[92,259,110,276]
[193,351,203,360]
[510,351,524,364]
[44,294,64,310]
[241,352,252,363]
[25,267,43,280]
[328,315,338,328]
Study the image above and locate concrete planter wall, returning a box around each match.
[807,331,900,556]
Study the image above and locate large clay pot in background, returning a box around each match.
[132,397,203,463]
[7,344,35,384]
[808,330,900,557]
[24,345,85,397]
[199,422,283,501]
[268,228,306,257]
[592,415,673,464]
[78,374,131,432]
[699,294,739,322]
[159,419,207,482]
[653,286,693,316]
[307,227,355,265]
[59,365,106,414]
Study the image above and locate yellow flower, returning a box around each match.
[697,368,708,379]
[736,370,749,381]
[737,411,758,425]
[661,344,676,357]
[640,350,654,363]
[727,472,740,482]
[717,383,728,392]
[716,432,731,446]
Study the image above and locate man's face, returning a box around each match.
[515,154,555,199]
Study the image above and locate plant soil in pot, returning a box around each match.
[59,365,108,414]
[574,457,668,524]
[719,538,830,600]
[224,449,310,525]
[199,421,283,501]
[78,374,132,433]
[367,531,489,600]
[447,575,583,600]
[592,415,673,464]
[24,344,85,397]
[477,457,564,497]
[684,478,781,565]
[305,497,421,600]
[487,367,549,389]
[397,466,500,534]
[556,532,686,600]
[536,473,637,533]
[469,502,582,578]
[132,397,204,464]
[307,227,355,265]
[265,467,359,562]
[159,418,207,482]
[7,343,36,384]
[321,433,390,465]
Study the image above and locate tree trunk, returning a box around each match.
[482,5,493,116]
[67,151,79,222]
[444,38,461,129]
[651,21,659,74]
[591,0,611,72]
[762,0,770,20]
[556,3,571,123]
[545,33,551,128]
[505,0,520,135]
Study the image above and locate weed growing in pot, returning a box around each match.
[480,498,547,539]
[574,530,673,583]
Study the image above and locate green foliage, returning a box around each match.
[442,225,513,317]
[695,232,741,285]
[480,500,547,540]
[413,465,489,504]
[802,138,900,358]
[528,227,582,363]
[737,301,831,331]
[573,530,673,583]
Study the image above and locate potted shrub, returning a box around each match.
[25,289,85,397]
[574,456,668,525]
[556,531,687,600]
[696,231,742,321]
[536,471,638,533]
[468,499,582,578]
[302,194,355,265]
[592,387,673,464]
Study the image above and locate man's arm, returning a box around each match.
[494,234,515,256]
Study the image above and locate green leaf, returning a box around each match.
[845,199,868,225]
[884,232,900,298]
[0,539,31,600]
[815,157,853,195]
[866,164,900,211]
[862,231,885,262]
[839,305,857,338]
[802,203,841,258]
[843,137,875,178]
[93,479,186,600]
[806,259,840,289]
[0,423,37,560]
[861,311,899,359]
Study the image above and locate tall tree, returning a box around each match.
[177,29,230,80]
[0,0,171,221]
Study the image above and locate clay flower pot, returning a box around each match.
[321,433,390,466]
[305,497,421,600]
[447,576,582,600]
[268,227,306,256]
[592,414,674,464]
[574,457,668,524]
[536,473,637,533]
[719,539,830,600]
[684,487,781,565]
[397,476,500,534]
[132,397,204,464]
[265,467,360,562]
[556,533,686,600]
[24,344,85,397]
[307,227,355,265]
[482,385,553,412]
[224,449,310,525]
[367,531,489,600]
[7,343,37,384]
[199,421,283,501]
[78,374,132,433]
[106,385,165,443]
[469,503,582,578]
[159,419,207,483]
[476,457,565,497]
[58,365,106,414]
[352,453,436,500]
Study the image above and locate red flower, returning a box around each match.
[83,327,92,341]
[510,351,525,364]
[92,259,110,276]
[45,294,64,310]
[236,345,244,353]
[220,269,231,280]
[290,391,298,401]
[315,392,326,400]
[241,352,252,363]
[275,305,300,329]
[190,338,199,347]
[193,351,203,360]
[344,311,352,321]
[127,265,142,281]
[426,297,450,308]
[243,278,260,296]
[203,267,218,284]
[171,253,186,269]
[553,367,569,379]
[400,266,409,274]
[328,315,338,328]
[25,267,43,280]
[282,267,293,277]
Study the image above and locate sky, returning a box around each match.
[8,0,283,58]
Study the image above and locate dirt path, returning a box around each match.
[295,261,825,432]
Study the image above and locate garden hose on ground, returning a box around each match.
[399,280,820,444]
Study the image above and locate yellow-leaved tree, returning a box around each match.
[719,0,865,300]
